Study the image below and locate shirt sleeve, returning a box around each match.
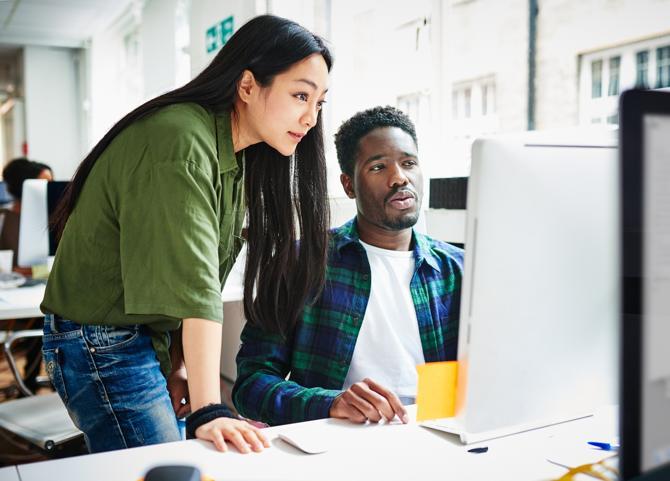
[233,323,341,425]
[119,160,223,322]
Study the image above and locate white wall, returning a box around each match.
[89,1,186,147]
[23,46,82,179]
[142,0,178,99]
[89,6,143,147]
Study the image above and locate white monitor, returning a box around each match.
[423,128,619,443]
[17,179,49,268]
[17,179,68,268]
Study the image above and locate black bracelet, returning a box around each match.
[185,403,234,439]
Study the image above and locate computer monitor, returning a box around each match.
[441,129,619,441]
[17,179,68,268]
[0,181,13,206]
[620,89,670,481]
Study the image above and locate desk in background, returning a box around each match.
[0,467,19,481]
[0,285,45,321]
[15,406,618,481]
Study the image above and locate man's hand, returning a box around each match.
[167,367,190,418]
[329,378,409,424]
[195,417,271,453]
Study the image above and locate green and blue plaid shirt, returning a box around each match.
[233,218,464,426]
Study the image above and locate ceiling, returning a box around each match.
[0,0,133,49]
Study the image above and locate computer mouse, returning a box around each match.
[278,430,329,454]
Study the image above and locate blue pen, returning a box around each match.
[587,441,620,451]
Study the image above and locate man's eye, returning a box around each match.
[371,164,384,171]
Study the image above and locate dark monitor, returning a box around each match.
[620,88,670,480]
[46,181,68,256]
[0,181,13,206]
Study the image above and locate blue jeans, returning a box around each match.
[42,314,181,453]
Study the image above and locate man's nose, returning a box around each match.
[388,163,409,187]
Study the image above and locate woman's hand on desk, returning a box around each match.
[330,378,409,424]
[167,367,190,418]
[195,418,271,453]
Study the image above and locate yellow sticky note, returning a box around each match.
[415,361,458,421]
[31,264,50,280]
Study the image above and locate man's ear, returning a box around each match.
[340,173,356,199]
[237,70,257,104]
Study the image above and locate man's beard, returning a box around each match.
[382,210,420,230]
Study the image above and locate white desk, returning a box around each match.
[0,467,19,481]
[0,285,45,321]
[16,406,617,481]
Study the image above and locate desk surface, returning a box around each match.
[0,467,19,481]
[0,281,242,322]
[16,406,617,481]
[0,284,45,320]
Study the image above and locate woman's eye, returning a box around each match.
[295,93,308,102]
[316,100,327,110]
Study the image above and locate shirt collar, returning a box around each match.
[215,111,241,174]
[333,217,442,273]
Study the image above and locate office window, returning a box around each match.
[591,60,603,98]
[452,90,459,119]
[464,87,471,118]
[636,50,650,88]
[482,82,496,116]
[657,46,670,88]
[607,113,619,125]
[608,56,620,96]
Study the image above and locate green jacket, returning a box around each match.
[42,103,246,375]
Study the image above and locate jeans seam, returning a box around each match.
[43,330,82,342]
[82,340,129,450]
[43,348,69,404]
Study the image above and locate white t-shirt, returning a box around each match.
[342,240,426,403]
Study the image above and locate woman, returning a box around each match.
[42,15,331,454]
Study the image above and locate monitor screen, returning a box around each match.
[641,112,670,473]
[620,89,670,480]
[0,181,13,205]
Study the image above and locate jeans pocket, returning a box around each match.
[43,348,68,404]
[83,324,140,353]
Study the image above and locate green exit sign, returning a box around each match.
[206,15,234,54]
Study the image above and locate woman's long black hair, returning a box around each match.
[51,15,332,336]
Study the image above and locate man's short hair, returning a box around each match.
[334,106,418,176]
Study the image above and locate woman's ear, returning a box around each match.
[237,70,257,104]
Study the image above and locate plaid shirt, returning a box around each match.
[233,218,464,426]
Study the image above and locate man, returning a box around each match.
[233,106,464,425]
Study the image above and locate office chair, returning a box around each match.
[0,329,83,457]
